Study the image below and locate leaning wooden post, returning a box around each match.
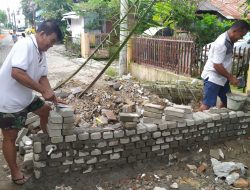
[127,38,133,72]
[246,61,250,95]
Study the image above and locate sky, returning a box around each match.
[1,0,22,12]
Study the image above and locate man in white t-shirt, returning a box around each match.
[199,20,249,111]
[0,20,62,185]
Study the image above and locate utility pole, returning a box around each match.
[13,11,17,30]
[7,8,11,27]
[118,0,128,76]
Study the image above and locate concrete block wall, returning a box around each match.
[33,106,250,179]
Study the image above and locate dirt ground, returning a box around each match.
[0,45,250,190]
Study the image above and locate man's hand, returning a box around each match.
[41,89,57,102]
[229,75,239,86]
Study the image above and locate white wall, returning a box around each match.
[70,17,84,39]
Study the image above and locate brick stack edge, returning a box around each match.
[32,105,250,179]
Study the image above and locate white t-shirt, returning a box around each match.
[0,35,48,113]
[201,32,234,86]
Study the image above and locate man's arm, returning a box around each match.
[11,68,55,100]
[39,76,56,102]
[213,63,239,85]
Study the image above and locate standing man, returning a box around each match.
[11,29,18,43]
[199,20,249,111]
[0,20,62,185]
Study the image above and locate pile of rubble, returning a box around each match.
[55,79,166,126]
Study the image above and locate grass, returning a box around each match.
[105,67,118,77]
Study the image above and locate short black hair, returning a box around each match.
[230,20,250,31]
[37,20,63,41]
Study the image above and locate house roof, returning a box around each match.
[198,0,250,19]
[62,12,81,20]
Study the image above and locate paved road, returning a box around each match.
[0,31,13,65]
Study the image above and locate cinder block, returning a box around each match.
[165,115,186,122]
[142,117,164,124]
[63,116,75,124]
[16,128,29,144]
[158,122,168,130]
[192,113,204,125]
[125,129,136,136]
[114,130,124,138]
[91,149,101,155]
[51,136,63,143]
[173,104,192,113]
[90,132,101,140]
[62,123,74,129]
[122,122,137,129]
[185,119,195,126]
[131,136,140,142]
[103,131,113,139]
[50,152,62,159]
[195,112,212,122]
[47,122,62,130]
[86,157,97,164]
[62,129,75,136]
[119,112,140,122]
[166,121,177,129]
[57,107,74,117]
[33,142,42,154]
[110,153,120,160]
[74,157,84,164]
[47,129,61,137]
[143,111,162,119]
[144,103,164,113]
[78,132,89,140]
[22,136,32,146]
[25,115,39,125]
[65,134,76,142]
[229,111,237,118]
[165,106,185,118]
[137,123,147,134]
[143,123,157,132]
[152,131,161,138]
[236,111,245,117]
[49,111,63,123]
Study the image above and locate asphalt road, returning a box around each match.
[0,30,13,65]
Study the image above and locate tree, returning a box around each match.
[34,0,73,20]
[21,0,35,24]
[0,10,7,24]
[152,0,197,31]
[72,0,120,30]
[191,14,233,46]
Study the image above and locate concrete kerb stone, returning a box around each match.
[164,106,185,118]
[16,128,29,144]
[32,103,250,179]
[49,111,63,124]
[57,107,74,118]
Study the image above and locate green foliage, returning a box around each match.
[152,0,197,31]
[34,0,73,20]
[191,14,233,46]
[73,0,119,30]
[0,10,7,24]
[105,67,118,77]
[21,0,36,24]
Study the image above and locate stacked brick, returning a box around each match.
[142,103,164,124]
[47,107,76,143]
[119,112,140,129]
[25,112,40,130]
[32,105,250,179]
[165,104,193,123]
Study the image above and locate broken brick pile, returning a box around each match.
[32,105,250,179]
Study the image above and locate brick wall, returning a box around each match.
[32,106,250,179]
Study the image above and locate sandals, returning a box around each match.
[12,175,29,185]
